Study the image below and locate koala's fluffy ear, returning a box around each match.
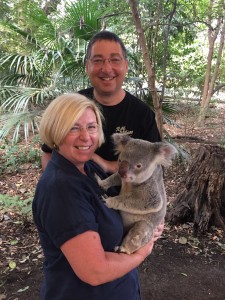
[112,133,131,154]
[156,142,178,166]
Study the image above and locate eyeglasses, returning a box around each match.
[69,123,99,134]
[89,57,124,67]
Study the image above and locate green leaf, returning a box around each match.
[10,239,18,245]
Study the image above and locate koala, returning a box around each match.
[96,133,177,254]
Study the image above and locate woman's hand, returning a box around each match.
[134,239,155,262]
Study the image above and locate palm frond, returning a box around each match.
[0,21,38,46]
[0,53,48,87]
[0,0,113,143]
[142,92,178,115]
[63,0,113,41]
[23,2,57,48]
[0,110,41,143]
[0,86,63,111]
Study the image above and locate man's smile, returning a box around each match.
[100,76,115,81]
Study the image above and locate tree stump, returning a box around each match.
[167,145,225,234]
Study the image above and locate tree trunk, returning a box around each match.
[161,1,177,107]
[128,0,164,139]
[198,18,225,126]
[198,0,225,125]
[167,145,225,234]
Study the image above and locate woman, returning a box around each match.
[33,93,163,300]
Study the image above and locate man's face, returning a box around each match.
[86,40,128,98]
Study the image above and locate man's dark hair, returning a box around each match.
[86,31,127,59]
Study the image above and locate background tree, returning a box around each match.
[198,0,225,125]
[0,0,225,144]
[126,0,203,137]
[128,0,163,137]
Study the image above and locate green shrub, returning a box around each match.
[0,137,41,174]
[0,194,32,216]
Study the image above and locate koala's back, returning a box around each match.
[119,166,167,231]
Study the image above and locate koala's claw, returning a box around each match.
[101,194,108,203]
[101,194,115,209]
[114,245,129,254]
[114,246,120,252]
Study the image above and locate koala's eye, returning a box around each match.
[136,163,142,169]
[118,159,121,163]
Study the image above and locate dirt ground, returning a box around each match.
[0,101,225,300]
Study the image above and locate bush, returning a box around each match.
[0,194,32,216]
[0,136,41,174]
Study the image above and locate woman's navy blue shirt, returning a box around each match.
[32,150,141,300]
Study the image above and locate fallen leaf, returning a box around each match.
[19,255,29,263]
[179,237,188,244]
[182,224,190,229]
[17,286,29,292]
[9,260,16,269]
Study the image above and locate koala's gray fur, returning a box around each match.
[95,133,178,254]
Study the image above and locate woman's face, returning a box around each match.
[58,108,99,170]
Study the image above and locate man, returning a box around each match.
[41,31,161,173]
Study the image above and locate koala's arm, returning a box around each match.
[102,193,164,215]
[95,173,122,191]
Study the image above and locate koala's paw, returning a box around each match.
[101,195,115,208]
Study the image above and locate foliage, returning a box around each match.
[0,193,32,216]
[0,136,41,174]
[0,0,112,143]
[0,0,224,143]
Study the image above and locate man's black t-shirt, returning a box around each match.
[42,88,161,161]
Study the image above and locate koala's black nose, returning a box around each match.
[118,160,129,178]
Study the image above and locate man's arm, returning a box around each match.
[41,152,52,171]
[91,153,118,174]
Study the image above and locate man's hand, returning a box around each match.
[91,153,118,174]
[152,220,164,242]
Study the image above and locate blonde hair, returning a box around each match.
[39,93,105,148]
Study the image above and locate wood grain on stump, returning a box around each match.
[167,145,225,233]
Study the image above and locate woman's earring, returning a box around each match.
[53,143,59,150]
